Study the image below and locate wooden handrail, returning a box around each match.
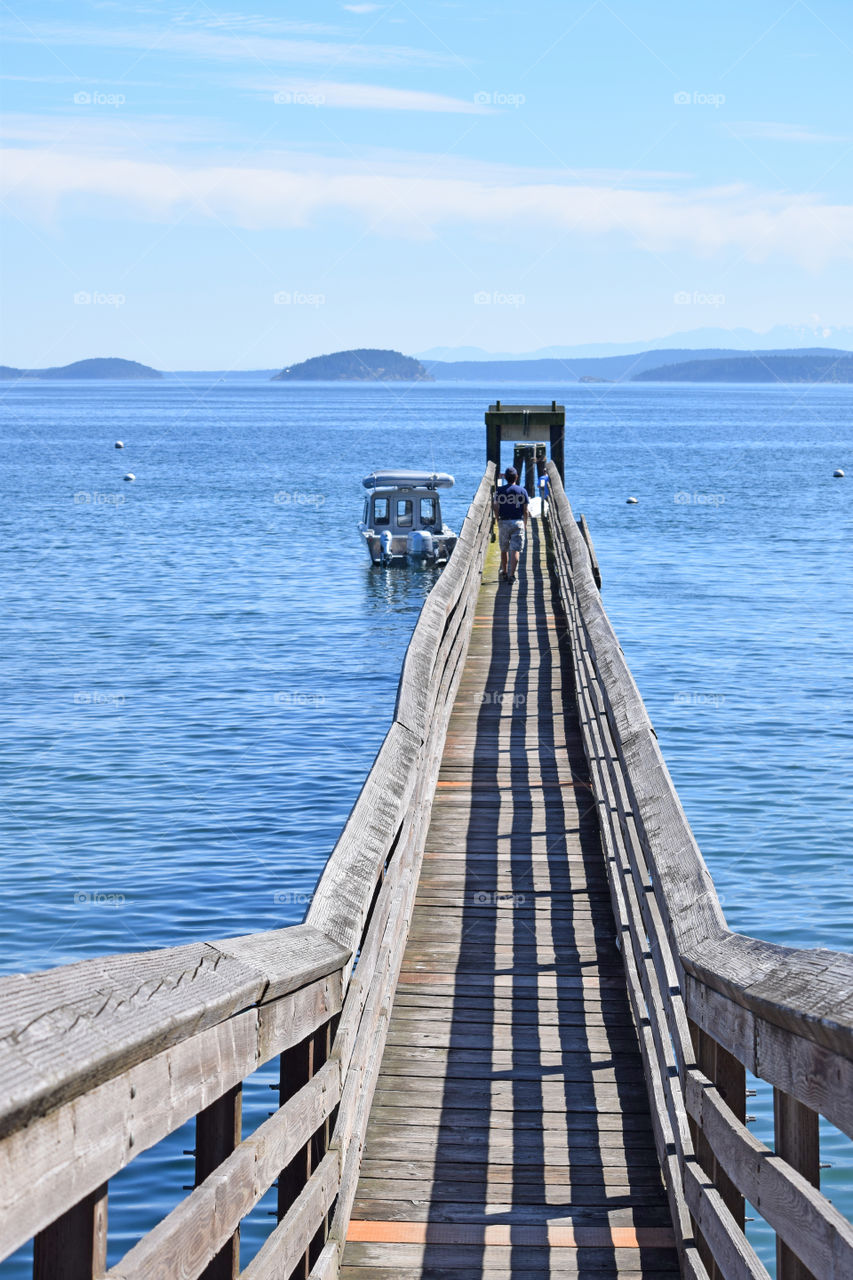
[546,460,853,1280]
[0,464,497,1280]
[0,924,348,1140]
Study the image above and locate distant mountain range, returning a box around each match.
[635,354,853,384]
[273,348,432,382]
[423,347,849,383]
[0,357,161,380]
[417,325,853,362]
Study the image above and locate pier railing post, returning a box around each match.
[33,1184,108,1280]
[688,1021,720,1279]
[195,1085,243,1279]
[278,1026,331,1279]
[774,1088,820,1280]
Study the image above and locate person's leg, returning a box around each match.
[498,522,509,578]
[507,522,523,581]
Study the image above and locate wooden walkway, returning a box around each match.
[342,519,678,1278]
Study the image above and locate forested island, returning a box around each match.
[272,349,432,382]
[634,354,853,383]
[0,358,162,380]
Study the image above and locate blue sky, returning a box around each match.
[3,0,853,367]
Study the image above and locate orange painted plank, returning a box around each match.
[434,779,590,791]
[346,1221,676,1248]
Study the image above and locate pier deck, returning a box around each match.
[342,522,678,1277]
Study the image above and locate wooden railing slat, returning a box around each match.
[774,1089,821,1280]
[238,1152,340,1280]
[0,972,343,1263]
[683,1162,772,1280]
[684,1072,853,1280]
[686,975,853,1139]
[105,1059,341,1280]
[0,925,348,1146]
[195,1085,242,1280]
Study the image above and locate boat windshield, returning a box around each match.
[420,496,437,526]
[373,497,390,525]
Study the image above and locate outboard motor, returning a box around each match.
[407,530,434,559]
[380,530,393,563]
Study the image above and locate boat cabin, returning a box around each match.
[358,470,458,565]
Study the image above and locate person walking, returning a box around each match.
[493,466,529,584]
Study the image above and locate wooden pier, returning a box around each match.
[341,521,677,1277]
[1,420,851,1280]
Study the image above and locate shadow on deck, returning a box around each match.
[343,521,677,1278]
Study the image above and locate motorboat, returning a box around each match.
[359,469,458,565]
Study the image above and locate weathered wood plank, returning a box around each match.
[105,1060,341,1280]
[33,1184,107,1280]
[685,1071,853,1280]
[195,1085,242,1280]
[774,1088,821,1280]
[0,925,347,1143]
[0,972,343,1263]
[240,1152,340,1280]
[686,976,853,1139]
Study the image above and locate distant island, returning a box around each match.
[633,354,853,384]
[0,357,162,380]
[422,347,850,383]
[272,349,433,382]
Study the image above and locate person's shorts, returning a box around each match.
[498,519,525,553]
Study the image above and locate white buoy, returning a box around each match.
[626,496,638,504]
[115,441,124,449]
[123,473,135,482]
[833,468,845,477]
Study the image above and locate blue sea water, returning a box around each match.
[1,378,851,1273]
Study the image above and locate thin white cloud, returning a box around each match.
[2,21,454,70]
[0,112,236,148]
[729,121,848,144]
[3,146,852,267]
[0,114,685,182]
[343,4,383,12]
[263,79,490,113]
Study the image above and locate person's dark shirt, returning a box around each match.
[495,483,529,520]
